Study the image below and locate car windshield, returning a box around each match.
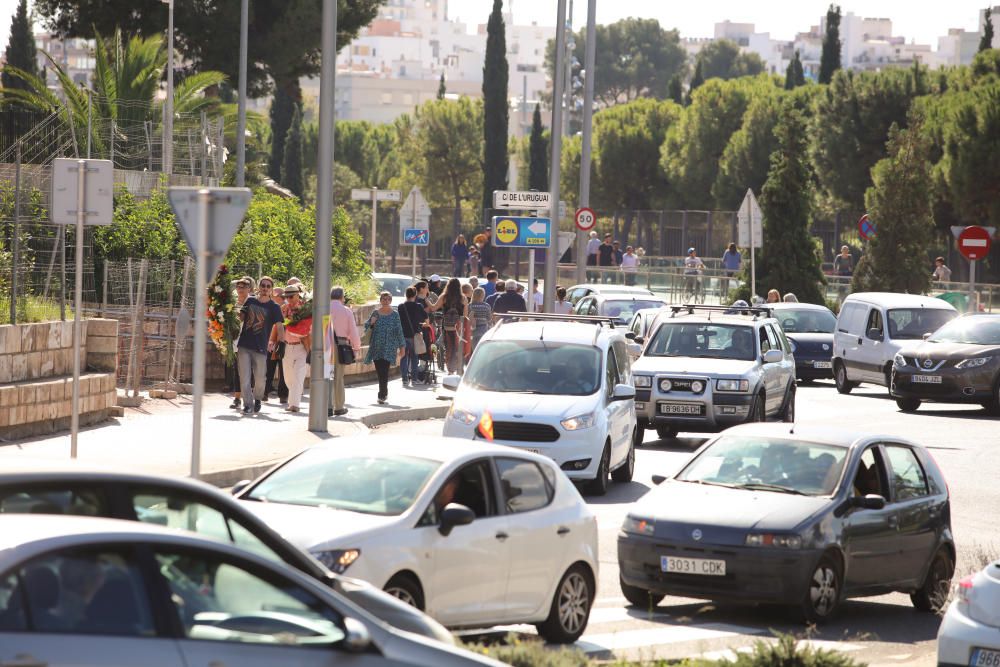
[377,277,412,297]
[775,308,836,334]
[463,340,601,395]
[645,322,756,361]
[928,316,1000,345]
[246,449,441,515]
[887,308,956,340]
[676,436,849,496]
[603,300,665,321]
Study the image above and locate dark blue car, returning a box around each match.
[769,303,837,381]
[618,423,954,622]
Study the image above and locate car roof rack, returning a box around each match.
[669,304,773,320]
[496,312,618,327]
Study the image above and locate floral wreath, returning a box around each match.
[206,264,240,364]
[285,295,314,337]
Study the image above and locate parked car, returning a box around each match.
[0,464,452,643]
[630,305,796,442]
[0,515,504,666]
[574,293,668,325]
[937,556,1000,667]
[626,307,671,358]
[767,302,838,381]
[832,292,957,395]
[618,423,954,622]
[565,283,655,305]
[442,315,638,495]
[236,435,600,643]
[373,273,416,308]
[891,313,1000,413]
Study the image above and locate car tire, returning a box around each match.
[634,421,648,448]
[911,548,954,614]
[536,565,593,643]
[656,426,678,441]
[383,572,425,610]
[620,575,665,609]
[834,360,855,394]
[896,396,921,412]
[985,377,1000,415]
[884,365,894,396]
[611,435,635,483]
[746,392,765,423]
[780,385,796,422]
[801,554,842,623]
[586,443,610,496]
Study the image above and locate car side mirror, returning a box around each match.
[625,331,636,340]
[441,376,460,391]
[922,332,932,341]
[341,617,373,653]
[867,327,884,341]
[762,349,784,364]
[438,503,475,537]
[852,493,886,510]
[627,343,643,358]
[231,480,251,496]
[651,474,667,485]
[612,383,636,401]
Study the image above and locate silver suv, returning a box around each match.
[629,305,797,442]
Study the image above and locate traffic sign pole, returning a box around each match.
[370,187,377,271]
[70,160,85,458]
[545,0,568,314]
[190,188,210,478]
[970,259,976,313]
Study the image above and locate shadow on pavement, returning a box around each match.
[583,481,651,504]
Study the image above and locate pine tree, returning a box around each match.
[753,105,826,304]
[819,4,842,84]
[281,104,304,199]
[437,72,447,100]
[686,61,704,105]
[481,0,509,217]
[668,74,684,105]
[269,87,296,181]
[528,103,548,192]
[2,0,38,92]
[784,51,805,90]
[980,7,995,53]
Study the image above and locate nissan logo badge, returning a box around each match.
[923,359,933,369]
[692,529,703,541]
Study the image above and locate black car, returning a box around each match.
[0,465,455,644]
[891,313,1000,413]
[618,423,954,622]
[768,303,838,381]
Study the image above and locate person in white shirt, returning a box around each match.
[553,286,573,314]
[620,245,639,286]
[585,231,601,282]
[932,257,952,282]
[531,278,544,313]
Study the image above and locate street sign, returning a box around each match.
[351,188,401,202]
[400,187,432,221]
[575,207,596,231]
[858,213,876,240]
[493,190,551,210]
[737,189,763,248]
[492,216,551,248]
[957,225,993,261]
[169,187,252,277]
[401,227,429,246]
[50,158,114,225]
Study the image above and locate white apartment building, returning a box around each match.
[34,33,95,88]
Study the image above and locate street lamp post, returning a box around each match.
[162,0,174,175]
[544,0,568,314]
[236,0,248,187]
[576,0,597,285]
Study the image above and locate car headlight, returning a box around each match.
[745,534,802,549]
[690,380,705,393]
[716,379,749,392]
[315,548,361,573]
[622,515,656,536]
[448,407,478,425]
[633,375,652,388]
[893,352,907,368]
[561,412,596,431]
[955,356,992,369]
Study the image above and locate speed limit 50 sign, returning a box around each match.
[575,207,596,231]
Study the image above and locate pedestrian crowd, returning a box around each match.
[584,231,644,284]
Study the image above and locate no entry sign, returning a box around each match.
[957,225,992,261]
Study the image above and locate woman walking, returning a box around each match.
[281,285,310,413]
[364,291,406,404]
[469,287,492,353]
[429,278,468,374]
[451,234,469,278]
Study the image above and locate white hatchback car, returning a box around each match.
[937,559,1000,667]
[442,316,639,495]
[237,436,599,643]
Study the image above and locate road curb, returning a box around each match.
[359,404,450,428]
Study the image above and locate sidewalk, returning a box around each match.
[0,378,451,487]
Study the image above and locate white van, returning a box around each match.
[832,292,958,394]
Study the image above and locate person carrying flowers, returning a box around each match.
[281,284,312,413]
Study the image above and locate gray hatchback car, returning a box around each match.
[618,423,954,622]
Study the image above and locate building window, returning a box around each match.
[381,93,393,105]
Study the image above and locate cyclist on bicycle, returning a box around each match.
[684,247,705,302]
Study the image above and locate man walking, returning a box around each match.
[482,270,499,298]
[328,286,361,417]
[597,234,615,283]
[493,279,527,318]
[486,279,506,309]
[398,286,428,387]
[585,231,600,282]
[236,277,283,415]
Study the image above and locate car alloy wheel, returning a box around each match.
[383,573,424,610]
[802,555,840,622]
[612,435,635,483]
[537,565,592,643]
[911,548,954,614]
[834,361,855,394]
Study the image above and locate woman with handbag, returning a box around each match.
[364,291,406,404]
[428,278,467,375]
[398,286,428,387]
[281,284,311,413]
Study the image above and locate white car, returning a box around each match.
[0,515,503,667]
[373,272,416,307]
[565,283,654,305]
[237,435,599,643]
[442,317,638,495]
[937,559,1000,667]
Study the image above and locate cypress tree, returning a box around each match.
[528,103,548,192]
[281,104,304,199]
[686,60,704,105]
[481,0,510,217]
[980,7,995,53]
[668,74,684,105]
[437,73,447,100]
[819,4,842,84]
[784,51,805,89]
[2,0,38,92]
[269,87,296,181]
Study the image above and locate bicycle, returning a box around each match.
[684,272,705,304]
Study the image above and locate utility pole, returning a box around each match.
[236,0,249,186]
[563,0,574,137]
[576,0,596,285]
[162,0,175,175]
[544,0,568,313]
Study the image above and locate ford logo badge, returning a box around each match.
[822,343,830,351]
[692,529,703,541]
[923,359,933,369]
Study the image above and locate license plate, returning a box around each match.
[971,648,1000,667]
[912,375,942,384]
[813,361,832,369]
[660,556,726,576]
[659,403,702,415]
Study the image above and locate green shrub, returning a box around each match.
[464,637,589,667]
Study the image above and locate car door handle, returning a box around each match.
[0,656,48,667]
[887,515,899,529]
[857,337,863,344]
[495,531,509,542]
[557,526,571,536]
